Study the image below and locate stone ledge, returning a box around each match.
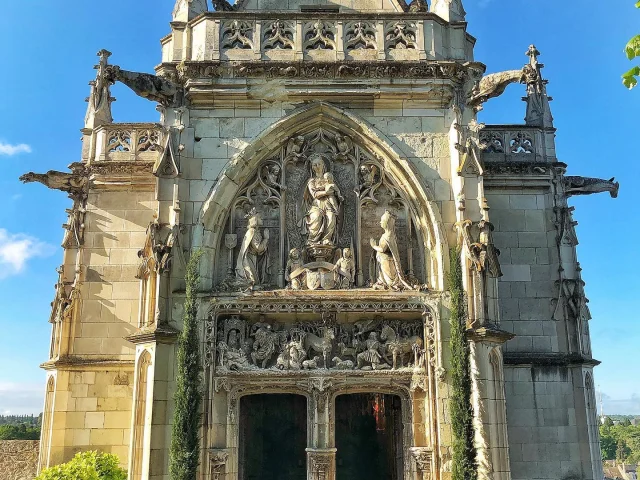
[40,356,135,371]
[503,352,600,367]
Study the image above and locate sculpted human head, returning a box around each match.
[380,210,396,231]
[309,154,327,178]
[343,248,352,259]
[289,248,300,260]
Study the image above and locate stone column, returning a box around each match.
[306,448,336,480]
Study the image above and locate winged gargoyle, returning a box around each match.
[20,170,87,197]
[467,69,526,110]
[105,65,183,107]
[564,176,619,198]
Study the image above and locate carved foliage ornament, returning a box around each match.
[345,21,377,50]
[385,22,418,50]
[221,20,254,50]
[303,21,336,50]
[263,20,295,50]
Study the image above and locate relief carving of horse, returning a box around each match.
[380,324,423,370]
[302,327,335,369]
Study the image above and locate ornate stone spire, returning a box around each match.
[173,0,208,22]
[523,45,554,128]
[430,0,466,22]
[84,49,114,130]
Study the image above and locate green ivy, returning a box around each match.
[448,248,477,480]
[36,451,126,480]
[170,250,204,480]
[622,2,640,88]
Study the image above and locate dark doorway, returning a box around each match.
[239,394,307,480]
[335,393,404,480]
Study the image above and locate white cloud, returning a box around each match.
[0,229,54,277]
[0,142,32,156]
[0,382,44,415]
[598,391,640,415]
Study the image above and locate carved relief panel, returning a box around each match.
[215,129,429,292]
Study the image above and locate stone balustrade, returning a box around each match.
[93,123,165,163]
[480,125,550,164]
[163,13,473,63]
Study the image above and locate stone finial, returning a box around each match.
[430,0,466,22]
[522,44,554,128]
[173,0,208,22]
[84,49,115,130]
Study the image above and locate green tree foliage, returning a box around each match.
[448,248,477,480]
[170,250,204,480]
[35,451,127,480]
[600,419,640,463]
[623,2,640,88]
[0,423,40,440]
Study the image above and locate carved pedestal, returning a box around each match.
[410,447,433,480]
[306,448,336,480]
[208,449,229,480]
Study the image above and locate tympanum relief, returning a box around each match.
[210,315,425,372]
[215,129,428,292]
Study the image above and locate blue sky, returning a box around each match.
[0,0,637,415]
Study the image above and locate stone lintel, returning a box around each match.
[503,352,601,367]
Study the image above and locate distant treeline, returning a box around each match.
[0,414,41,426]
[601,417,640,463]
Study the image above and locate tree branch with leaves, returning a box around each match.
[623,2,640,89]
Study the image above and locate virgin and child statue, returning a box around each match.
[299,154,344,247]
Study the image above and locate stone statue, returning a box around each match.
[300,154,343,246]
[262,164,285,191]
[276,339,306,370]
[105,65,182,106]
[250,323,279,368]
[285,136,305,162]
[564,176,619,198]
[218,329,251,370]
[467,70,526,109]
[380,324,424,370]
[334,248,355,289]
[235,209,270,290]
[370,210,413,290]
[356,332,388,370]
[285,248,305,290]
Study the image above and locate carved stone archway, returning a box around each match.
[195,101,449,292]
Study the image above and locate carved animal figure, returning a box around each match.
[212,0,236,11]
[337,341,358,361]
[302,356,321,370]
[302,327,335,369]
[467,70,525,108]
[332,357,355,370]
[564,176,619,198]
[20,171,87,195]
[380,325,423,370]
[105,65,182,106]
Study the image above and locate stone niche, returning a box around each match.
[215,128,429,292]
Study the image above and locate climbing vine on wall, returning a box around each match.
[170,250,204,480]
[448,248,478,480]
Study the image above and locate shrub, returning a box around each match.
[36,451,127,480]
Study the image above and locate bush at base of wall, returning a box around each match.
[36,451,127,480]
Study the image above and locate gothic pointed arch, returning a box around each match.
[196,102,449,291]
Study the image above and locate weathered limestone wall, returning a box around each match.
[47,369,133,467]
[78,190,158,358]
[0,441,39,480]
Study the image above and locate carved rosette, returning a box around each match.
[306,448,336,480]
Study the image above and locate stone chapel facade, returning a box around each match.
[24,0,619,479]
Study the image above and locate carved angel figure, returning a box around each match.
[357,164,379,197]
[285,136,306,162]
[334,248,355,289]
[334,134,353,161]
[262,164,285,191]
[370,210,413,290]
[300,155,342,246]
[285,248,305,290]
[235,209,270,290]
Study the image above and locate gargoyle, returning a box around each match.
[20,171,87,196]
[564,176,619,198]
[467,69,525,109]
[212,0,236,11]
[105,65,182,106]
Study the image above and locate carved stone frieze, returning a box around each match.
[484,162,550,176]
[208,315,425,372]
[207,449,229,480]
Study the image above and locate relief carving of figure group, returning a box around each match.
[214,315,425,372]
[217,129,427,292]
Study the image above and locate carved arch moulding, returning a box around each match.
[196,102,449,292]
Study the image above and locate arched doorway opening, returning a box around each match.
[239,393,308,480]
[335,393,404,480]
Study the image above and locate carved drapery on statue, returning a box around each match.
[215,128,429,291]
